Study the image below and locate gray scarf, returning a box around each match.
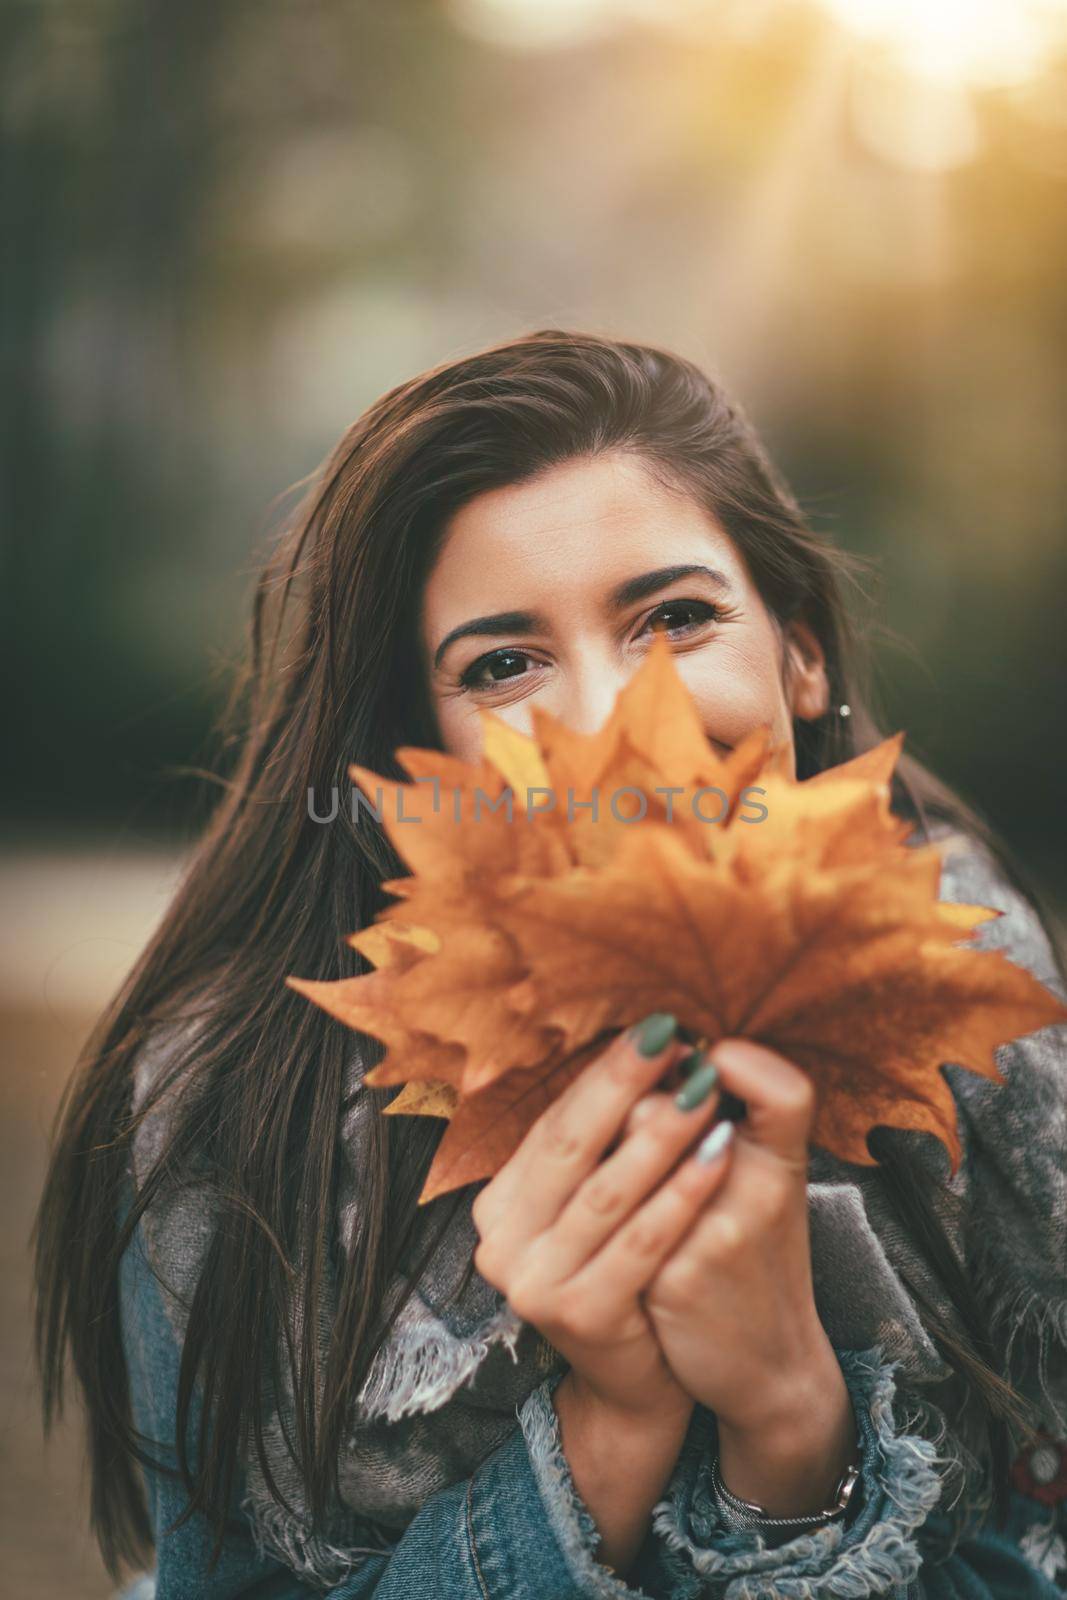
[129,833,1067,1588]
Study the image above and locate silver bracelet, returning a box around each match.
[710,1452,861,1532]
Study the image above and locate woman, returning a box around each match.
[33,330,1067,1598]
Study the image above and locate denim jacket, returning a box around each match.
[116,1181,1067,1600]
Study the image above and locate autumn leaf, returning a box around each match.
[403,1036,607,1204]
[287,630,1067,1203]
[384,1078,460,1121]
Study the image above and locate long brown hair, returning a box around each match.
[32,328,1063,1581]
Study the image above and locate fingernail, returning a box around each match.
[631,1012,677,1057]
[674,1059,719,1110]
[696,1119,735,1165]
[676,1047,706,1078]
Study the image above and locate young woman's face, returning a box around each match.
[420,452,829,777]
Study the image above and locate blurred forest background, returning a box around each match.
[2,1,1065,1594]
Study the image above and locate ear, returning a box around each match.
[784,619,830,722]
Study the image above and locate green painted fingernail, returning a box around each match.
[675,1059,719,1110]
[631,1012,677,1057]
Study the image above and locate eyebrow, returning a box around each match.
[432,563,732,670]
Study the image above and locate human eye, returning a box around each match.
[457,646,545,693]
[638,598,723,640]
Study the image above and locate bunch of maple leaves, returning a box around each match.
[289,632,1065,1205]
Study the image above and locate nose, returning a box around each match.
[556,659,631,738]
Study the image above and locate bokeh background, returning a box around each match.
[3,1,1066,1592]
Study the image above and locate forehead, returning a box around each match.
[423,453,745,614]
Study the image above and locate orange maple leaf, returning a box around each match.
[288,632,1066,1203]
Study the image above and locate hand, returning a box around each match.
[469,1014,735,1424]
[632,1037,858,1513]
[472,1013,769,1577]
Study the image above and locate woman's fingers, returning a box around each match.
[471,1014,687,1246]
[702,1038,815,1170]
[471,1032,816,1312]
[621,1094,662,1137]
[654,1040,814,1275]
[529,1079,724,1282]
[566,1108,737,1312]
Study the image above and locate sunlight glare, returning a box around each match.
[447,0,617,50]
[818,0,1067,87]
[450,0,1067,82]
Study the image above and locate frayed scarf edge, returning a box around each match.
[241,1491,394,1592]
[981,1276,1067,1435]
[354,1295,526,1423]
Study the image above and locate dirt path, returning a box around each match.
[3,1003,117,1597]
